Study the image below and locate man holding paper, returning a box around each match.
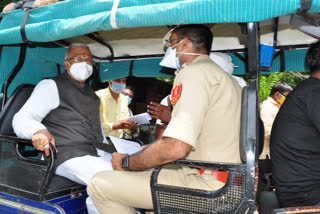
[88,24,242,214]
[96,77,138,138]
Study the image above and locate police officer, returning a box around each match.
[88,24,242,214]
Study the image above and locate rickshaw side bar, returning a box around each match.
[233,52,246,64]
[247,22,260,81]
[0,44,27,111]
[244,22,259,212]
[273,17,279,47]
[86,33,115,61]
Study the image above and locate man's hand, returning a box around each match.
[147,97,172,123]
[112,120,138,131]
[32,129,57,156]
[111,152,128,171]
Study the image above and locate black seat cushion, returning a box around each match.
[0,84,34,135]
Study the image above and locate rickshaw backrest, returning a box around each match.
[0,84,34,136]
[239,85,263,163]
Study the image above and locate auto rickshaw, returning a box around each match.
[0,0,319,213]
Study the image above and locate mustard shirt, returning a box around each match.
[96,87,130,137]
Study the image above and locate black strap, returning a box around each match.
[56,64,61,74]
[129,60,134,76]
[94,138,117,153]
[297,0,311,14]
[20,8,31,44]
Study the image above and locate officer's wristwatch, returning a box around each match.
[122,155,129,171]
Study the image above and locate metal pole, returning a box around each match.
[247,22,260,84]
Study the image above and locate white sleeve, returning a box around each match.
[12,79,59,139]
[100,117,108,144]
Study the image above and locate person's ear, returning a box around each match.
[275,92,281,99]
[108,81,112,86]
[183,38,193,51]
[64,60,71,71]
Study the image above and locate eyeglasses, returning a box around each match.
[65,55,93,63]
[164,38,183,48]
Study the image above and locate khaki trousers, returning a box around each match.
[88,167,224,214]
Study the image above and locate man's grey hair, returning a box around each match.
[64,43,91,60]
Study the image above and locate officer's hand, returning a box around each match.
[32,129,57,156]
[147,98,172,123]
[111,152,127,171]
[113,120,138,131]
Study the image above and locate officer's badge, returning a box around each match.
[171,84,181,104]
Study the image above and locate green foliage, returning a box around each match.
[156,77,174,85]
[258,72,308,102]
[156,72,308,103]
[259,74,280,102]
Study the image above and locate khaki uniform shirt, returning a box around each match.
[259,96,280,159]
[96,87,130,137]
[163,55,242,164]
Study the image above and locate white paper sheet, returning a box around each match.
[121,112,152,125]
[109,136,143,155]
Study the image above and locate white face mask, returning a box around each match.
[160,40,203,69]
[159,47,179,69]
[69,62,93,81]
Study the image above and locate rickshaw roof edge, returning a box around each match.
[0,0,319,45]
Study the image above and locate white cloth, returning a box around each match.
[156,95,171,125]
[12,78,110,214]
[209,52,247,88]
[232,75,247,88]
[209,52,234,75]
[56,152,113,214]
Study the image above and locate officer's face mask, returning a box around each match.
[160,39,203,69]
[160,40,183,69]
[69,62,93,81]
[110,81,126,94]
[277,93,286,105]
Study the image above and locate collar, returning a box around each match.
[267,96,280,108]
[175,55,209,74]
[63,71,88,89]
[181,54,209,68]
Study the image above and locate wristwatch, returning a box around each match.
[122,155,129,171]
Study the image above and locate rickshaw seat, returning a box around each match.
[150,85,258,214]
[0,84,85,202]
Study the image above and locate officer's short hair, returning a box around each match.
[305,40,320,74]
[270,81,293,96]
[173,25,213,54]
[65,43,91,60]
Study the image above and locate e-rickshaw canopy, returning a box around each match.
[0,0,319,94]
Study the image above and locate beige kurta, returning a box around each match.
[259,96,280,159]
[163,54,242,164]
